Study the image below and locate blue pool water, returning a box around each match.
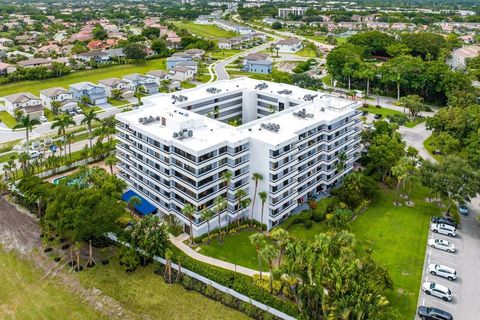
[52,175,81,186]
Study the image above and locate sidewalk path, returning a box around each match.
[169,233,267,278]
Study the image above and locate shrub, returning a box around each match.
[311,210,325,222]
[281,211,312,229]
[303,219,313,229]
[387,113,409,125]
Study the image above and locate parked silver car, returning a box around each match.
[428,264,457,281]
[428,238,456,253]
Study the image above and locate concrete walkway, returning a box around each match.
[169,233,267,278]
[398,122,436,163]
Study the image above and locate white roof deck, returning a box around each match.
[116,78,359,152]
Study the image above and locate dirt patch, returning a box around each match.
[0,196,41,254]
[0,196,141,320]
[275,61,298,73]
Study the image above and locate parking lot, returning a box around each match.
[416,199,480,320]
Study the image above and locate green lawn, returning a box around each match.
[0,59,166,97]
[321,74,332,86]
[0,111,17,128]
[108,99,130,107]
[404,117,426,128]
[173,21,238,39]
[360,105,403,117]
[0,247,106,320]
[423,135,443,162]
[350,184,441,318]
[295,46,317,58]
[209,49,242,60]
[78,257,248,320]
[181,82,196,89]
[0,151,17,163]
[199,231,261,270]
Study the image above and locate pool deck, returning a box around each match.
[44,160,118,184]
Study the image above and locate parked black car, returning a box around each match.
[418,306,452,320]
[431,216,457,228]
[374,113,382,119]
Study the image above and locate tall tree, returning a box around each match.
[105,154,117,174]
[270,227,289,267]
[249,232,266,280]
[260,244,279,293]
[258,191,268,231]
[51,116,75,157]
[13,115,40,153]
[250,173,263,226]
[214,196,227,243]
[81,109,99,148]
[200,208,214,242]
[182,203,196,244]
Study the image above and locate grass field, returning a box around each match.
[173,21,238,40]
[303,35,348,45]
[359,106,425,128]
[351,184,441,318]
[0,151,17,163]
[295,46,318,58]
[0,59,166,97]
[78,257,248,320]
[0,111,17,128]
[0,247,106,320]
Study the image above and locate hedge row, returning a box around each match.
[170,246,299,318]
[156,265,280,320]
[194,220,265,243]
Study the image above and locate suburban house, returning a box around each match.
[275,38,303,53]
[0,62,17,75]
[105,48,125,60]
[175,60,198,72]
[184,49,205,60]
[77,50,111,64]
[146,70,172,84]
[39,87,77,112]
[4,92,44,120]
[243,53,272,74]
[170,66,195,81]
[218,38,241,50]
[69,82,107,105]
[215,20,254,35]
[99,78,135,99]
[447,45,480,70]
[122,73,159,95]
[17,58,52,68]
[166,55,192,70]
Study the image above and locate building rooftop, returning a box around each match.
[116,78,359,153]
[40,87,69,97]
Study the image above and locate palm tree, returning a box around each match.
[128,196,142,216]
[18,152,29,175]
[392,158,408,205]
[200,208,214,242]
[214,196,227,243]
[51,116,75,157]
[51,101,61,115]
[105,154,117,174]
[101,116,117,144]
[270,227,289,267]
[13,115,40,153]
[221,171,233,231]
[181,203,196,244]
[235,188,247,226]
[164,248,173,284]
[249,232,266,280]
[258,191,268,231]
[260,244,279,293]
[65,132,74,160]
[250,173,263,226]
[81,109,99,148]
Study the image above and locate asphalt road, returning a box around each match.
[416,198,480,320]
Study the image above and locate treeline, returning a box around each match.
[326,31,475,105]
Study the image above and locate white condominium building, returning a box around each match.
[278,7,307,19]
[115,78,362,236]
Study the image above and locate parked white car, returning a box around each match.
[39,115,47,122]
[431,223,456,237]
[428,264,457,281]
[422,282,452,302]
[428,238,456,253]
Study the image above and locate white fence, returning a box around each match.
[107,234,296,320]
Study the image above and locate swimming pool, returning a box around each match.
[52,175,82,186]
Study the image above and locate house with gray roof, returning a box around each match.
[122,73,158,95]
[77,50,110,64]
[146,70,172,85]
[4,92,44,119]
[98,78,134,99]
[69,82,107,105]
[39,87,77,111]
[275,38,303,53]
[243,53,272,74]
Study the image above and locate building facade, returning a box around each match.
[115,78,362,236]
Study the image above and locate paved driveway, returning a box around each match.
[416,198,480,320]
[398,123,436,163]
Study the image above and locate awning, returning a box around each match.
[121,190,157,215]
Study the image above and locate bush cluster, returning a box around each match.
[194,220,265,243]
[173,247,299,317]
